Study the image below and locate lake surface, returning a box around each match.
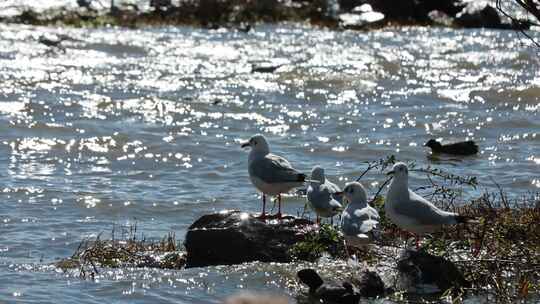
[0,22,539,303]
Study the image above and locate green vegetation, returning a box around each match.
[55,224,185,278]
[294,156,539,302]
[383,161,538,301]
[289,223,346,262]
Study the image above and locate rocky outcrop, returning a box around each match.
[397,250,470,293]
[184,211,316,268]
[339,4,385,29]
[455,2,503,28]
[428,10,454,27]
[338,0,464,23]
[356,270,386,297]
[1,0,528,30]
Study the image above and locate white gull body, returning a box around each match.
[241,134,306,216]
[385,162,467,234]
[340,182,380,247]
[306,166,343,219]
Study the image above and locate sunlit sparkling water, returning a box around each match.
[0,22,539,303]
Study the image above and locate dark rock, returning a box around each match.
[397,250,470,292]
[338,0,364,11]
[455,2,505,29]
[428,10,454,26]
[368,0,427,22]
[356,270,385,297]
[150,0,172,11]
[339,0,463,23]
[251,63,285,73]
[420,0,464,17]
[339,4,385,29]
[184,210,315,268]
[16,10,40,24]
[197,0,231,24]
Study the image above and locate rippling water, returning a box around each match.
[0,22,539,302]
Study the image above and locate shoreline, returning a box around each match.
[0,1,528,31]
[52,162,540,303]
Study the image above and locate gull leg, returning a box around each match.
[472,238,481,257]
[343,240,351,261]
[316,214,320,225]
[276,194,282,219]
[415,234,420,250]
[259,194,267,219]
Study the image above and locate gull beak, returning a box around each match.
[386,170,395,176]
[240,141,250,148]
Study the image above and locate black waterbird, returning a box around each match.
[424,139,479,156]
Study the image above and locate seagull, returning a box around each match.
[307,166,343,224]
[297,269,360,304]
[424,139,479,156]
[386,162,475,247]
[339,182,380,248]
[241,134,306,219]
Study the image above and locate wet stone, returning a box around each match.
[397,249,470,293]
[356,270,386,298]
[184,210,316,268]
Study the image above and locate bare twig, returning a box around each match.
[496,0,540,48]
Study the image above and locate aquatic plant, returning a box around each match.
[356,159,540,302]
[55,223,185,279]
[289,223,345,262]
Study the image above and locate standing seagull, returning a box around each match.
[307,166,343,224]
[241,134,307,218]
[340,182,380,248]
[386,162,474,247]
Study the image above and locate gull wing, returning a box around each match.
[393,189,458,225]
[250,153,305,184]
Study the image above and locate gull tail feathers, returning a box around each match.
[455,215,479,224]
[302,175,323,183]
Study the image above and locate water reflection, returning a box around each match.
[0,23,538,303]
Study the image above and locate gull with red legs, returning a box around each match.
[385,162,477,249]
[241,134,307,219]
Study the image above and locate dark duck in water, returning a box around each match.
[424,139,479,156]
[297,269,360,304]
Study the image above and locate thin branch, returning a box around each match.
[496,0,540,48]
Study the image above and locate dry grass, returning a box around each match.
[56,223,185,279]
[357,157,540,302]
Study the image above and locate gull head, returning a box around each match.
[310,166,325,183]
[240,134,270,153]
[424,139,442,149]
[387,162,408,180]
[341,181,367,205]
